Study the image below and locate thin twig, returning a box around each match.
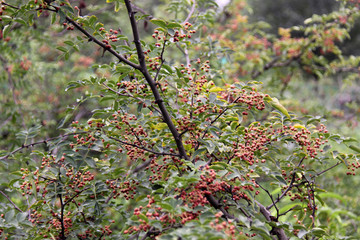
[278,205,300,217]
[107,135,180,157]
[0,190,24,212]
[256,181,279,219]
[267,171,296,210]
[313,161,341,178]
[102,83,161,113]
[178,0,196,66]
[153,39,167,82]
[0,132,85,161]
[181,0,196,25]
[131,3,153,20]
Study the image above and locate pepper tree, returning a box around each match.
[0,0,359,239]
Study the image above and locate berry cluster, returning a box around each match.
[105,179,139,200]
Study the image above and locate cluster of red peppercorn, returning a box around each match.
[124,195,201,236]
[151,22,195,46]
[17,149,101,239]
[99,27,122,49]
[210,212,237,239]
[105,178,139,200]
[175,166,255,211]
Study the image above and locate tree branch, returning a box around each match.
[256,200,288,240]
[64,16,140,70]
[107,135,180,157]
[124,0,189,160]
[0,190,24,212]
[0,132,85,161]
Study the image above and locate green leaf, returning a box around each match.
[167,22,182,28]
[311,228,327,237]
[114,1,121,12]
[14,18,27,26]
[3,24,11,39]
[191,148,207,161]
[56,46,68,52]
[116,65,132,73]
[162,64,173,74]
[5,209,15,222]
[349,145,360,153]
[151,19,168,29]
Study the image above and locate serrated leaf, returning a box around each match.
[51,12,57,24]
[116,65,132,73]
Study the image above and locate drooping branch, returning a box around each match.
[64,16,140,70]
[0,132,85,161]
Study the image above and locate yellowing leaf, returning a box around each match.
[152,123,168,130]
[270,97,290,119]
[293,124,306,129]
[209,86,224,92]
[278,27,291,38]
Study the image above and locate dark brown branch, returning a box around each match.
[64,16,140,70]
[204,193,240,223]
[267,157,305,210]
[132,159,152,173]
[252,55,300,79]
[256,181,280,219]
[267,171,296,210]
[194,95,242,152]
[153,39,167,82]
[64,187,90,206]
[0,132,85,161]
[313,161,341,178]
[278,205,300,217]
[124,0,189,160]
[59,192,66,240]
[256,200,288,240]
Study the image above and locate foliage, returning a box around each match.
[0,0,359,239]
